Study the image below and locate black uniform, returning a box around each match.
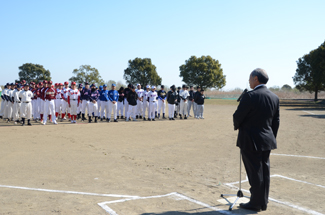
[167,91,177,104]
[193,91,201,103]
[195,93,205,105]
[233,85,280,208]
[118,89,124,102]
[127,91,138,106]
[188,90,194,100]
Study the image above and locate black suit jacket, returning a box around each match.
[233,86,280,151]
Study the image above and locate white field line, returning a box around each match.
[0,184,139,198]
[302,110,316,115]
[224,174,325,215]
[98,192,236,215]
[271,153,325,160]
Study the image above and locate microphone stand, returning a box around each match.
[221,89,250,211]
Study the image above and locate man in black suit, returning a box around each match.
[233,68,280,212]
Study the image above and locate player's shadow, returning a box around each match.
[300,114,325,119]
[141,208,258,215]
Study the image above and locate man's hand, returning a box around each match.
[112,101,116,104]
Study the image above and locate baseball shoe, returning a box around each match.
[184,116,187,119]
[114,119,118,122]
[0,116,2,119]
[27,122,32,126]
[136,115,138,119]
[53,121,57,125]
[148,118,151,121]
[100,118,103,122]
[139,116,142,119]
[117,116,119,119]
[121,116,124,119]
[169,118,171,120]
[171,118,175,120]
[152,119,155,121]
[180,116,183,119]
[143,117,146,121]
[200,117,204,119]
[107,118,111,122]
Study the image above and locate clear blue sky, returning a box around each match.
[1,0,324,90]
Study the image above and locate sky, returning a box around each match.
[0,0,324,90]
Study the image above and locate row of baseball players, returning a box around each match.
[0,81,205,125]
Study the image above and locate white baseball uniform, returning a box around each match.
[142,90,150,118]
[19,90,33,119]
[135,88,144,117]
[147,91,158,119]
[179,89,189,116]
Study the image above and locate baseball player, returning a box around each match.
[142,85,150,121]
[195,89,205,119]
[123,84,132,119]
[68,82,80,123]
[39,80,48,123]
[43,83,58,125]
[193,86,201,118]
[99,84,109,122]
[55,83,63,119]
[98,85,106,121]
[30,82,39,121]
[61,81,71,121]
[12,84,22,124]
[88,84,100,123]
[77,84,83,120]
[19,84,33,126]
[179,84,189,119]
[1,83,9,121]
[187,86,195,117]
[98,85,103,119]
[6,83,15,122]
[126,85,138,121]
[135,84,144,119]
[108,83,119,122]
[36,82,44,122]
[117,86,124,119]
[166,85,178,120]
[147,86,158,121]
[80,82,91,121]
[175,86,181,118]
[157,85,167,119]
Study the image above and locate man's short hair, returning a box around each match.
[251,68,269,84]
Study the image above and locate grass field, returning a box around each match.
[0,99,325,214]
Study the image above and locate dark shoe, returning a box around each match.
[94,117,98,123]
[184,116,187,119]
[158,113,160,119]
[136,115,138,119]
[143,117,146,121]
[180,116,183,119]
[108,118,111,122]
[0,116,2,119]
[121,116,124,119]
[28,122,32,126]
[171,118,175,120]
[239,202,266,212]
[100,118,103,122]
[139,116,142,119]
[114,119,118,122]
[148,118,151,121]
[88,116,92,123]
[169,118,171,120]
[152,119,155,121]
[117,116,119,119]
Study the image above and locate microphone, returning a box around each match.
[237,89,248,102]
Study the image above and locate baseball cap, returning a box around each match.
[131,85,136,89]
[112,83,116,87]
[71,82,76,85]
[161,85,164,88]
[24,84,29,87]
[64,81,69,85]
[78,84,83,88]
[197,86,201,89]
[182,84,186,88]
[39,82,43,86]
[22,80,26,83]
[137,84,140,86]
[85,82,89,85]
[151,85,156,89]
[178,86,181,90]
[10,83,14,86]
[90,83,96,88]
[146,85,150,89]
[55,83,59,86]
[48,81,53,84]
[43,80,48,84]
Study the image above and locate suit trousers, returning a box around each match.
[241,149,271,206]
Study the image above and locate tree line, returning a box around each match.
[14,55,226,90]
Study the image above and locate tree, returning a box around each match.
[124,58,162,87]
[179,55,226,90]
[281,84,292,91]
[293,41,325,101]
[69,65,105,86]
[16,63,51,84]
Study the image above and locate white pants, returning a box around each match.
[101,101,109,118]
[124,98,129,117]
[13,102,21,121]
[176,103,180,114]
[148,101,157,119]
[77,102,81,114]
[5,102,13,119]
[158,100,166,115]
[89,102,98,116]
[98,100,102,117]
[20,102,32,119]
[117,101,124,116]
[70,100,78,115]
[44,100,56,123]
[142,101,149,118]
[136,100,143,116]
[127,105,137,119]
[0,100,5,116]
[40,100,45,114]
[194,102,198,117]
[109,102,117,119]
[55,99,63,114]
[168,103,175,118]
[36,98,42,118]
[2,101,8,118]
[187,100,194,116]
[82,100,90,115]
[196,104,204,117]
[62,100,70,116]
[31,100,36,119]
[180,100,188,116]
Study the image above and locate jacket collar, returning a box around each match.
[254,84,266,90]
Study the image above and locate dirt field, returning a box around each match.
[0,99,325,215]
